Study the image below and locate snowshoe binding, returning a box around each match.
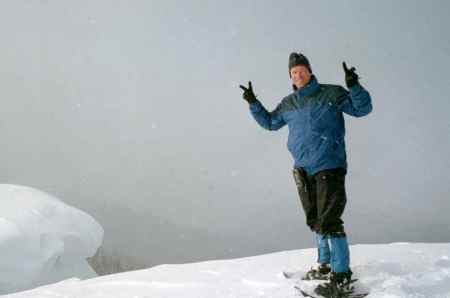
[302,263,331,280]
[312,270,369,298]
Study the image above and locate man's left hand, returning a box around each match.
[342,62,359,88]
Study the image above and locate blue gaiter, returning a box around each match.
[316,233,331,264]
[329,236,350,273]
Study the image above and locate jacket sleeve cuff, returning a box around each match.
[349,83,364,95]
[249,100,263,112]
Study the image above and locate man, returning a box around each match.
[239,53,372,288]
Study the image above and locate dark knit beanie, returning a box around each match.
[288,52,312,75]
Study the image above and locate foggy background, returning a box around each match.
[1,0,449,271]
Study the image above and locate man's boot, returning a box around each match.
[302,263,331,280]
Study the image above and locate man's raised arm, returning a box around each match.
[240,81,286,131]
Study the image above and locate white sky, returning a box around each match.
[0,0,449,267]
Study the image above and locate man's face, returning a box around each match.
[290,65,312,89]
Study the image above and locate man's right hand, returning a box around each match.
[239,81,257,104]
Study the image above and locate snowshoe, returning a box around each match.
[295,270,369,298]
[314,271,369,298]
[283,264,330,280]
[302,263,331,280]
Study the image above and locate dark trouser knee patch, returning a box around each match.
[294,167,348,234]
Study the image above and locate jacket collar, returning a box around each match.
[296,75,320,97]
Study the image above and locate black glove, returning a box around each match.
[239,81,257,104]
[342,62,359,88]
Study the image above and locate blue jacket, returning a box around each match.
[249,76,372,175]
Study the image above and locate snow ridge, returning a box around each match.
[3,243,450,298]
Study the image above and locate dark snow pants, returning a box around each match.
[293,167,347,235]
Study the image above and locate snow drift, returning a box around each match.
[0,184,103,294]
[3,242,450,298]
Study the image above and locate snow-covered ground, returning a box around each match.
[1,184,449,297]
[0,184,103,294]
[3,242,450,298]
